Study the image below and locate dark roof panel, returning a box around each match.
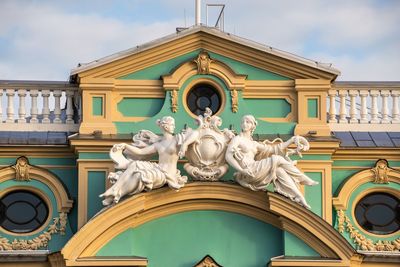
[355,140,376,147]
[28,132,48,145]
[333,132,357,147]
[388,132,400,138]
[9,132,29,144]
[391,138,400,147]
[351,132,372,141]
[369,132,394,147]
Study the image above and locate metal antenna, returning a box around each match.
[206,4,225,31]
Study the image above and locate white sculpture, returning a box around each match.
[100,116,190,206]
[225,115,318,209]
[180,108,235,181]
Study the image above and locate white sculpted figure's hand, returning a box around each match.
[178,144,187,159]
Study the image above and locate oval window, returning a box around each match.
[355,192,399,235]
[0,190,49,233]
[186,83,222,116]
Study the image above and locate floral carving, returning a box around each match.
[0,212,67,251]
[194,255,222,267]
[230,89,238,113]
[336,209,400,252]
[170,89,178,113]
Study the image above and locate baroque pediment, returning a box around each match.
[71,26,339,81]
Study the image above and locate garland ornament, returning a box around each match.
[337,209,400,252]
[0,213,67,250]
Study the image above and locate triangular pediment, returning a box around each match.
[71,26,339,81]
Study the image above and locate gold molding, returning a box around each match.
[77,161,115,229]
[332,149,400,160]
[297,161,333,224]
[0,163,73,213]
[350,187,400,239]
[332,161,400,211]
[0,212,67,250]
[181,78,227,119]
[62,183,355,266]
[0,186,54,236]
[337,209,400,252]
[75,31,336,80]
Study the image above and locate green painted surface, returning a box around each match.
[305,172,323,217]
[307,98,318,118]
[209,52,291,80]
[115,75,295,135]
[0,179,73,252]
[243,98,291,118]
[92,97,103,116]
[332,169,359,195]
[284,231,319,257]
[87,171,106,220]
[333,160,400,167]
[79,152,110,160]
[117,98,164,117]
[118,50,291,81]
[98,210,283,266]
[292,155,331,161]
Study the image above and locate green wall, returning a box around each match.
[98,210,284,266]
[87,171,106,219]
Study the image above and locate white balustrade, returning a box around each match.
[328,82,400,131]
[0,81,80,132]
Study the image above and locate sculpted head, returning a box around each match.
[241,115,257,135]
[156,116,175,134]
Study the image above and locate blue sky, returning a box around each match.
[0,0,399,81]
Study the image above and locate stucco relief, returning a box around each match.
[101,111,316,209]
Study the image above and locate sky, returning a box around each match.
[0,0,399,81]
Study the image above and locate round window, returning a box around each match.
[186,83,222,116]
[355,192,399,235]
[0,190,49,233]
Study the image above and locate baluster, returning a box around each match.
[0,89,3,123]
[380,90,390,124]
[328,90,337,123]
[392,90,400,124]
[17,89,27,123]
[53,90,62,123]
[30,90,39,123]
[42,90,50,123]
[338,90,348,123]
[359,90,369,124]
[370,90,380,123]
[66,90,74,124]
[6,89,15,123]
[349,90,358,123]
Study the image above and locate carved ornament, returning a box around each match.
[230,89,238,113]
[194,51,213,75]
[184,108,234,181]
[194,255,222,267]
[371,159,391,184]
[170,89,178,113]
[12,156,30,181]
[337,209,400,251]
[0,212,67,250]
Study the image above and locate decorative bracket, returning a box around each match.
[12,156,31,181]
[230,89,238,113]
[170,89,178,113]
[194,255,222,267]
[372,159,393,184]
[194,51,213,75]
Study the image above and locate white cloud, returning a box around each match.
[0,0,399,81]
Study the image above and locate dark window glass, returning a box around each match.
[0,190,49,233]
[355,192,399,235]
[186,84,222,116]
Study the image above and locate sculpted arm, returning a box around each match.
[225,137,245,173]
[124,143,157,156]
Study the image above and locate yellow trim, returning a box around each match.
[0,166,73,213]
[62,182,355,266]
[351,187,400,238]
[297,160,333,224]
[181,78,227,118]
[332,166,400,211]
[333,149,400,160]
[77,161,115,229]
[294,79,331,136]
[0,186,53,236]
[75,32,336,80]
